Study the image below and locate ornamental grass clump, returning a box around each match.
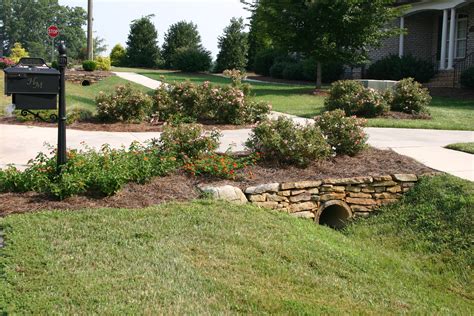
[390,78,431,114]
[96,84,153,122]
[315,109,368,156]
[245,117,331,167]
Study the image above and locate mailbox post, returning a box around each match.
[57,43,67,170]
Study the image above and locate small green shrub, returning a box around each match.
[246,117,331,167]
[82,60,97,71]
[460,67,474,89]
[66,107,94,124]
[0,143,178,200]
[367,54,435,83]
[159,123,221,161]
[315,110,368,156]
[391,78,431,114]
[325,80,389,117]
[50,60,59,70]
[96,84,153,122]
[172,47,212,72]
[94,56,111,71]
[269,62,287,79]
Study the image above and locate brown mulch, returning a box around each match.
[0,117,254,132]
[381,111,432,120]
[428,87,474,100]
[0,148,434,216]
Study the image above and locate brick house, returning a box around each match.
[368,0,474,87]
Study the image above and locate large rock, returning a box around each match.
[392,174,418,182]
[200,185,248,204]
[245,183,280,194]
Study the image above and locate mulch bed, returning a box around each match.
[0,148,434,216]
[0,117,253,132]
[381,111,432,120]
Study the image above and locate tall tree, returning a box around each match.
[215,17,248,73]
[242,0,402,88]
[126,15,161,68]
[0,0,86,59]
[162,21,202,68]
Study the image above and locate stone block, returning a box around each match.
[386,186,402,193]
[281,182,296,190]
[294,180,322,189]
[290,202,318,212]
[373,175,393,181]
[267,194,289,202]
[362,187,375,193]
[348,192,372,199]
[289,193,311,203]
[345,197,377,205]
[291,190,307,196]
[392,174,418,182]
[374,187,386,193]
[346,186,361,193]
[291,211,315,219]
[374,193,399,200]
[278,190,292,197]
[351,205,372,212]
[248,194,267,202]
[307,188,319,194]
[320,193,346,202]
[200,185,248,204]
[323,176,373,185]
[372,181,398,187]
[245,183,280,194]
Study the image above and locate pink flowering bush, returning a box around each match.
[315,109,368,156]
[96,84,153,122]
[152,80,270,125]
[325,80,389,117]
[246,117,331,167]
[391,78,431,114]
[0,57,15,69]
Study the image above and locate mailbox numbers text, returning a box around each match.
[26,77,43,89]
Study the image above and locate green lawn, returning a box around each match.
[445,142,474,154]
[0,175,472,314]
[125,69,474,131]
[0,72,151,115]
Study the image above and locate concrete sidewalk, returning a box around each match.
[1,123,473,181]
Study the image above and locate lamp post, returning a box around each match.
[87,0,94,60]
[57,42,67,170]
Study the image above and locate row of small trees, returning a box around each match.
[110,15,248,73]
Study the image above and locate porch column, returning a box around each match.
[399,16,405,57]
[440,9,448,70]
[447,8,456,69]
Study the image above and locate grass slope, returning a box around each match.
[0,72,151,115]
[0,175,472,314]
[131,69,474,131]
[445,142,474,154]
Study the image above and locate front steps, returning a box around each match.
[425,70,456,88]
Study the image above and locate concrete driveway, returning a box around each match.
[1,123,473,181]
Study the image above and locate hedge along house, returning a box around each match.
[368,0,474,87]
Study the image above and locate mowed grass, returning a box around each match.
[127,69,474,130]
[446,142,474,154]
[0,71,151,115]
[0,175,472,314]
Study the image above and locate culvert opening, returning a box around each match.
[81,80,91,86]
[317,201,352,229]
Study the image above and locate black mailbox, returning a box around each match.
[4,57,60,110]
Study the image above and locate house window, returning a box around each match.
[447,14,468,59]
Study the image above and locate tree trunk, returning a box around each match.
[316,62,322,89]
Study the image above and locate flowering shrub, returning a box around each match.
[66,107,94,124]
[0,142,178,200]
[0,57,15,69]
[158,123,221,161]
[391,78,431,114]
[223,69,251,95]
[183,153,259,179]
[325,80,388,117]
[245,117,331,167]
[152,81,270,125]
[96,84,153,122]
[315,110,368,156]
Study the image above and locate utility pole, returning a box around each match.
[87,0,93,60]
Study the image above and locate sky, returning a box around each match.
[58,0,252,58]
